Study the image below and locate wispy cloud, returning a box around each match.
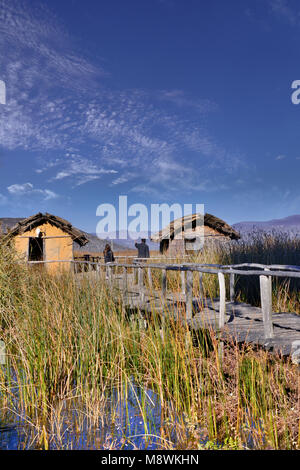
[7,182,58,200]
[275,154,287,160]
[268,0,300,26]
[52,155,118,186]
[0,0,246,198]
[158,89,217,113]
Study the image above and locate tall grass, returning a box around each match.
[0,235,299,449]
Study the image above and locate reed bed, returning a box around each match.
[0,234,299,450]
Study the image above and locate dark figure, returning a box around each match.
[103,243,115,263]
[135,238,150,259]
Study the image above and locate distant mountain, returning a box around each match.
[95,230,159,251]
[233,215,300,235]
[75,232,128,253]
[0,217,24,233]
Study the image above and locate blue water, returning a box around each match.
[0,383,180,450]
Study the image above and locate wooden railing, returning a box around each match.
[27,260,300,341]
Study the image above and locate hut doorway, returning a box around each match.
[28,237,44,261]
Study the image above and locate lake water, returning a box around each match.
[0,383,182,450]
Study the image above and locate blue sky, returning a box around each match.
[0,0,300,232]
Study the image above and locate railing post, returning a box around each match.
[198,271,203,298]
[230,268,235,302]
[122,266,128,303]
[147,267,153,290]
[181,270,186,295]
[185,269,193,320]
[138,266,145,307]
[218,271,226,329]
[259,270,274,339]
[106,264,113,285]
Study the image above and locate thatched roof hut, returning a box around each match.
[151,212,240,255]
[2,212,88,246]
[1,213,88,271]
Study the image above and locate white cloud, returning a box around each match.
[275,154,286,160]
[52,156,118,186]
[0,0,246,197]
[7,183,34,194]
[269,0,299,26]
[7,182,58,200]
[158,89,217,113]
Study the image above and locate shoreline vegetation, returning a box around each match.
[0,231,300,450]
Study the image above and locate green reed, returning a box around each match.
[0,238,299,449]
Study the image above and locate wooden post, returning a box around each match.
[259,271,274,339]
[138,267,145,307]
[181,270,186,295]
[185,270,193,320]
[218,272,226,329]
[122,266,128,303]
[147,267,153,291]
[230,269,235,302]
[198,271,203,298]
[107,264,113,285]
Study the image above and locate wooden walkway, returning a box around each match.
[74,262,300,362]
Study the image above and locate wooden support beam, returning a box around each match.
[198,271,203,298]
[230,269,235,302]
[122,266,128,302]
[138,267,145,307]
[185,270,193,320]
[259,271,274,339]
[147,267,153,290]
[181,270,186,295]
[218,272,226,329]
[106,264,113,285]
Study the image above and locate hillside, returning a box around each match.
[233,215,300,235]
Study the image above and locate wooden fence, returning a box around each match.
[27,259,300,341]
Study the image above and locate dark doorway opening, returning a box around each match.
[28,237,44,261]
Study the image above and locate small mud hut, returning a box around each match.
[1,212,88,272]
[151,213,240,256]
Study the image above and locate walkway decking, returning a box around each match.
[75,265,300,361]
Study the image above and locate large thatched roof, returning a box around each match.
[151,213,240,242]
[2,212,89,247]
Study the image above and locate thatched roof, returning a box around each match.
[151,213,240,242]
[2,212,89,247]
